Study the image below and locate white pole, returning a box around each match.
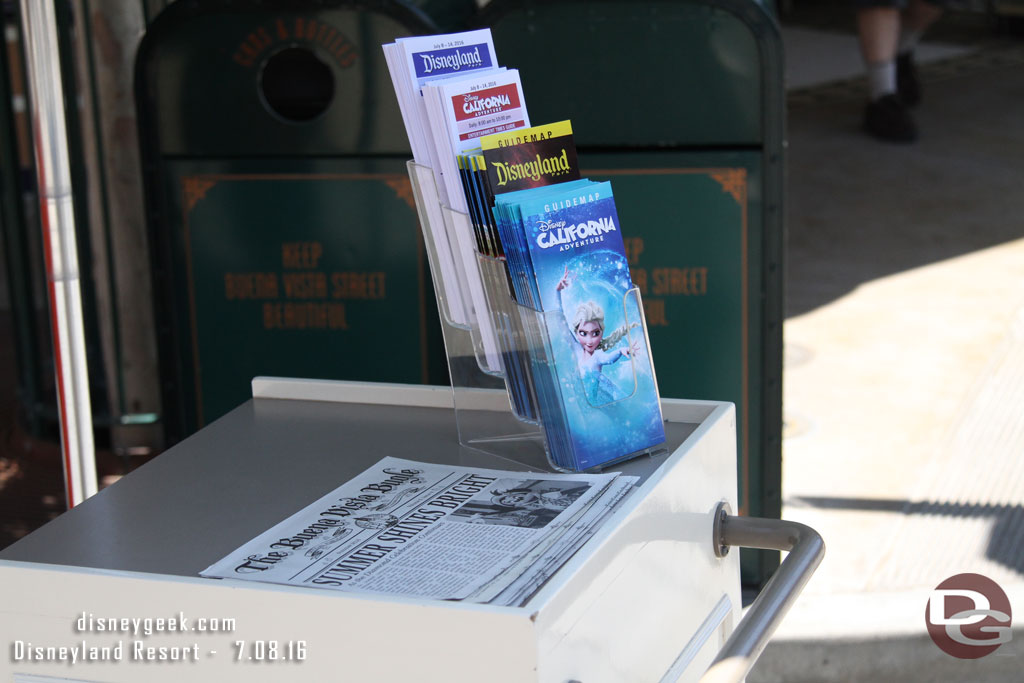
[19,0,98,506]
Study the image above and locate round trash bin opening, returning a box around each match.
[259,47,334,122]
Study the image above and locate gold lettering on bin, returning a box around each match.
[232,17,358,70]
[332,39,357,68]
[282,272,328,299]
[631,268,648,296]
[652,267,708,296]
[301,18,318,41]
[644,298,669,327]
[624,237,644,266]
[282,241,323,269]
[227,242,388,331]
[232,27,273,67]
[224,273,279,300]
[275,18,289,40]
[263,302,349,330]
[331,272,387,299]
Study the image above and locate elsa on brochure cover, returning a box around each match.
[555,265,640,406]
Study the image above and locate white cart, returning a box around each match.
[0,378,821,683]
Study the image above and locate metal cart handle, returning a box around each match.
[700,503,826,683]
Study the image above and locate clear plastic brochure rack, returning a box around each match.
[407,161,664,472]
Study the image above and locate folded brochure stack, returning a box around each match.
[384,30,665,471]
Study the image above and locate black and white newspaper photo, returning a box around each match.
[201,457,637,605]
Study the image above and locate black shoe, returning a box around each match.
[863,94,918,143]
[896,52,921,106]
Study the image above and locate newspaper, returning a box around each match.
[201,457,636,606]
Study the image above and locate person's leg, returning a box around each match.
[857,7,900,99]
[896,0,945,105]
[901,0,945,47]
[855,2,917,141]
[857,7,901,68]
[860,6,901,99]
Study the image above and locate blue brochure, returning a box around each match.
[498,181,666,470]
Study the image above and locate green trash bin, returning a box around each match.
[476,0,784,587]
[136,0,446,444]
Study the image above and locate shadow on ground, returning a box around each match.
[784,42,1024,318]
[789,495,1024,577]
[0,311,155,551]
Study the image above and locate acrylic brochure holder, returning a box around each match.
[407,161,667,472]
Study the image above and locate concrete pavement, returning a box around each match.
[750,25,1024,682]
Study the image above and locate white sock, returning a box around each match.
[867,60,897,101]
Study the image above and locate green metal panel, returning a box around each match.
[136,1,444,442]
[409,0,477,30]
[163,158,435,428]
[480,0,784,587]
[479,0,764,147]
[137,2,431,157]
[584,150,762,518]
